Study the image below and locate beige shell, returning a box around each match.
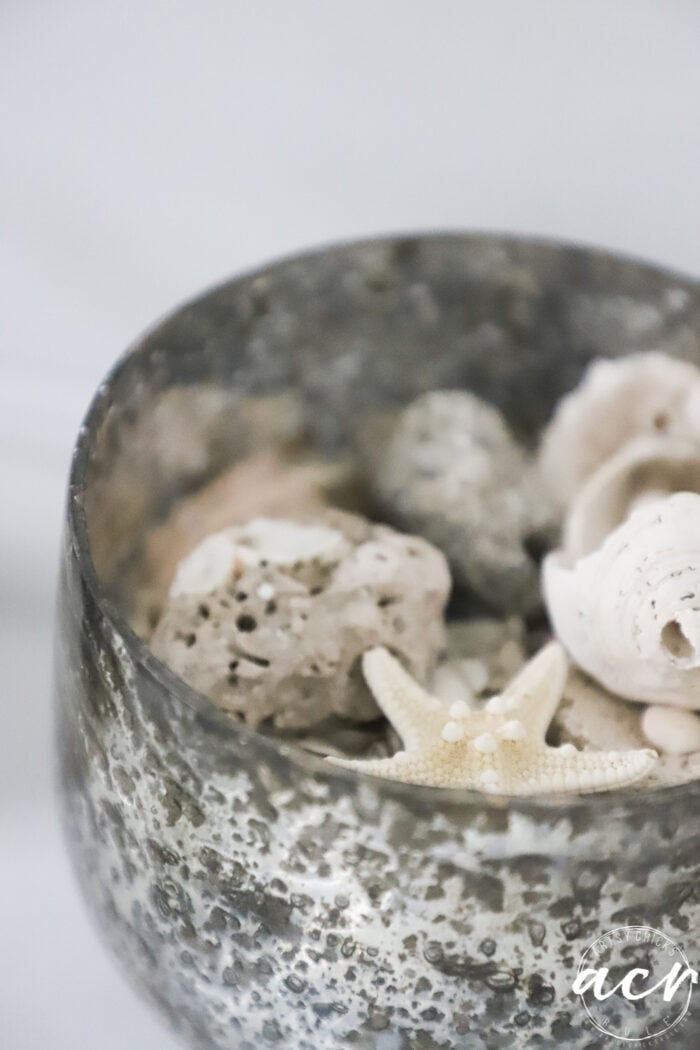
[543,491,700,709]
[539,352,700,507]
[562,435,700,561]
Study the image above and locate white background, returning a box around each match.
[2,2,700,1047]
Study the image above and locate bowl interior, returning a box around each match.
[75,234,700,604]
[70,233,700,795]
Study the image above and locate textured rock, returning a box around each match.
[151,511,450,728]
[367,390,552,614]
[133,449,354,636]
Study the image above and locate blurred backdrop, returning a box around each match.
[2,2,700,1047]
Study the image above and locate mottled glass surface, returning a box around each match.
[56,234,700,1048]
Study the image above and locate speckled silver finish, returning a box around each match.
[56,234,700,1049]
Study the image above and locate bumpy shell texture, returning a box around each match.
[539,351,700,507]
[544,492,700,709]
[367,390,551,614]
[563,435,700,561]
[151,511,451,729]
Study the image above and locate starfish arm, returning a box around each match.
[518,745,658,795]
[362,647,443,750]
[326,752,427,784]
[501,641,568,740]
[326,743,481,788]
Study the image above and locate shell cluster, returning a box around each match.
[146,351,700,793]
[541,352,700,751]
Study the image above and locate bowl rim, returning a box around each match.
[65,228,700,815]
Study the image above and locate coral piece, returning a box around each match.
[328,643,657,794]
[169,517,347,596]
[133,449,354,635]
[366,390,552,614]
[539,351,700,507]
[544,492,700,709]
[151,511,450,729]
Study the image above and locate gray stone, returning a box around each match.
[366,391,552,614]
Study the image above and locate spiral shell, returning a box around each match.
[543,491,700,709]
[539,351,700,507]
[563,435,700,561]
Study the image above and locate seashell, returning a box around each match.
[641,705,700,756]
[367,390,554,614]
[562,435,700,561]
[543,491,700,709]
[539,352,700,507]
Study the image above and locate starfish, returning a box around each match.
[327,642,657,794]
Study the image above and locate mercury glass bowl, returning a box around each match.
[55,233,700,1049]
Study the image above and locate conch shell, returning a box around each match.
[539,352,700,507]
[562,435,700,561]
[543,492,700,709]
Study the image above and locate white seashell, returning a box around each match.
[539,352,700,507]
[544,492,700,709]
[641,705,700,755]
[562,436,700,561]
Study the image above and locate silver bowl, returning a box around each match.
[55,233,700,1048]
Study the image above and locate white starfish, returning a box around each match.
[327,642,657,794]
